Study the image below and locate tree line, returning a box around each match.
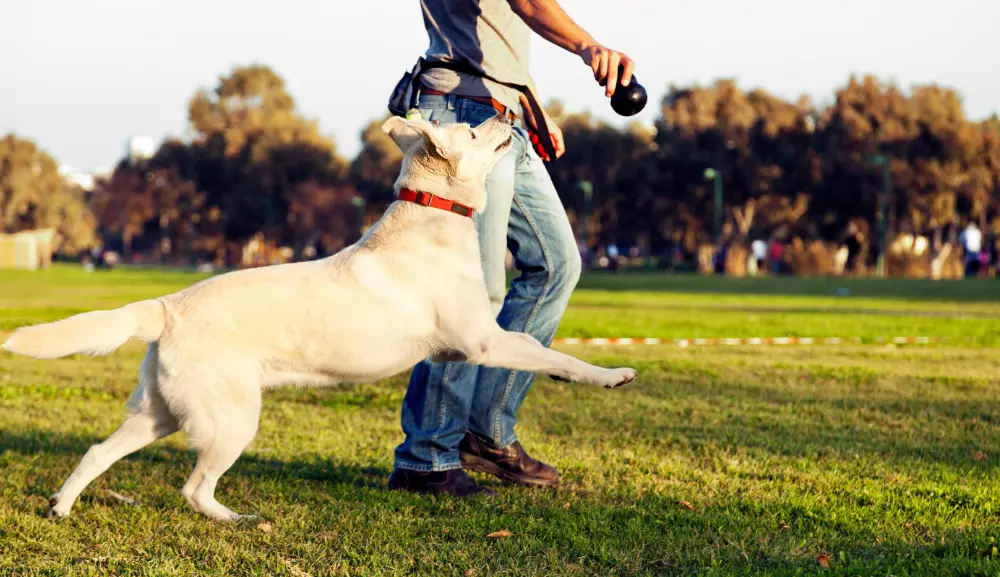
[2,64,998,275]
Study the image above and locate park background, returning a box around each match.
[1,1,999,278]
[2,1,1000,575]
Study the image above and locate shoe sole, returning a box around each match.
[460,453,560,488]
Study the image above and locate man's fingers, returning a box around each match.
[606,52,621,96]
[621,57,635,87]
[551,130,565,158]
[596,51,609,86]
[585,46,636,95]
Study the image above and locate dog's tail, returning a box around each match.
[1,299,165,359]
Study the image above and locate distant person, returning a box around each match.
[607,242,620,271]
[751,238,767,272]
[960,222,982,278]
[991,237,1000,277]
[768,240,784,274]
[842,223,863,274]
[670,241,683,271]
[102,251,120,270]
[578,239,592,269]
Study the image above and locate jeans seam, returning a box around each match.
[499,432,518,449]
[491,188,554,444]
[429,362,455,470]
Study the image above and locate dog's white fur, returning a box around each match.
[1,113,637,522]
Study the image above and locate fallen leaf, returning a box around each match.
[816,554,830,569]
[280,556,313,577]
[72,556,109,565]
[105,490,138,505]
[679,500,695,510]
[487,530,512,539]
[466,569,477,577]
[974,451,988,461]
[257,522,274,533]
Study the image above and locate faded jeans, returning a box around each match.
[393,91,582,472]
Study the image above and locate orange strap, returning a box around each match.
[529,130,551,162]
[398,188,474,218]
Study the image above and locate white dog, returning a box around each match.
[1,113,637,522]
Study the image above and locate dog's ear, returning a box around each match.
[381,116,452,159]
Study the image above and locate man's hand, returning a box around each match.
[538,112,565,160]
[507,0,637,97]
[577,44,635,98]
[520,94,565,161]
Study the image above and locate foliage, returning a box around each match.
[0,134,96,255]
[349,114,403,210]
[11,65,1000,270]
[90,64,357,263]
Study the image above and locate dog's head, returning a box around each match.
[381,113,514,213]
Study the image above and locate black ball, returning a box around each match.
[610,74,647,117]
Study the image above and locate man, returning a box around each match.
[387,0,637,496]
[960,222,982,278]
[751,238,767,274]
[840,223,862,275]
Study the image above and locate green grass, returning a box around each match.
[2,266,1000,575]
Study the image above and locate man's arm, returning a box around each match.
[508,0,635,97]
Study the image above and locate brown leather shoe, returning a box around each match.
[388,468,497,498]
[459,432,560,487]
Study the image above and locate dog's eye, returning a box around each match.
[469,129,477,140]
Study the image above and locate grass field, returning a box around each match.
[2,266,1000,576]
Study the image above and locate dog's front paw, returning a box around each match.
[48,493,70,519]
[601,368,638,389]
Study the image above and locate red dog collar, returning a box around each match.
[398,188,474,218]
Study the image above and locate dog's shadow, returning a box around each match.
[0,428,393,515]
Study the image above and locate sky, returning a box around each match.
[2,0,998,174]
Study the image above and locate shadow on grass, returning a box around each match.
[0,428,388,494]
[3,428,1000,575]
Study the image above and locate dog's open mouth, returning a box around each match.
[495,134,513,151]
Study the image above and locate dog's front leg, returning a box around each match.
[469,330,637,389]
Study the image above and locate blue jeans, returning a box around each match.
[393,92,582,472]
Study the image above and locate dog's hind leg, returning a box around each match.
[180,405,260,522]
[50,346,179,518]
[472,330,638,389]
[176,368,262,522]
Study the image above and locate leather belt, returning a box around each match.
[420,86,518,123]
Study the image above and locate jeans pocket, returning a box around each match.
[456,99,513,127]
